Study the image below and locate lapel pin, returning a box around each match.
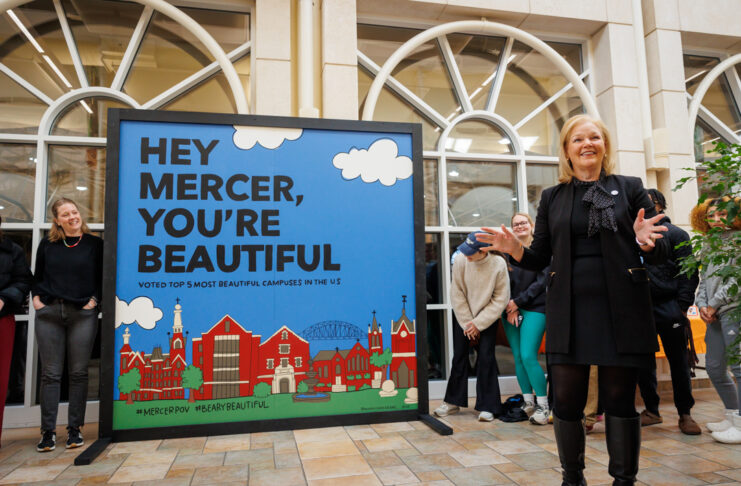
[611,190,618,195]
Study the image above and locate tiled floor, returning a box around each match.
[1,388,740,485]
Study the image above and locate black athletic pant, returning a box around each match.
[637,319,695,415]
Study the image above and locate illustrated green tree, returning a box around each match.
[675,141,741,360]
[182,365,204,402]
[370,348,393,380]
[297,381,309,393]
[118,368,141,404]
[253,382,271,397]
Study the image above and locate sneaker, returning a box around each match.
[639,409,663,426]
[678,414,701,435]
[66,426,84,449]
[434,402,460,417]
[522,400,535,416]
[37,430,56,452]
[478,411,495,422]
[529,404,549,425]
[712,425,741,444]
[707,410,737,432]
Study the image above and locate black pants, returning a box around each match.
[638,319,694,415]
[443,320,503,415]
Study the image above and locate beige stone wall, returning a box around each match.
[248,0,739,225]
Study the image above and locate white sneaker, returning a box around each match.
[712,425,741,444]
[522,400,535,416]
[530,404,550,425]
[434,403,460,417]
[478,411,494,422]
[707,409,738,432]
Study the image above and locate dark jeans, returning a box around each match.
[637,319,695,415]
[443,320,503,415]
[35,302,98,431]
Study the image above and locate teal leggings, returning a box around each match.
[502,308,547,396]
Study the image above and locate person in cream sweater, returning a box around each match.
[434,232,510,422]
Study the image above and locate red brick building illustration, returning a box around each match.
[312,348,349,392]
[256,325,310,393]
[390,297,417,388]
[191,315,261,400]
[118,297,417,401]
[119,302,188,402]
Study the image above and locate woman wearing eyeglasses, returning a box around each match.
[32,198,103,452]
[503,212,550,425]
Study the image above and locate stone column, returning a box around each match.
[643,0,698,227]
[591,20,647,181]
[253,0,293,115]
[321,0,358,120]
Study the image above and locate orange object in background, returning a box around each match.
[655,305,706,358]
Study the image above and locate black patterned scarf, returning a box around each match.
[573,172,618,237]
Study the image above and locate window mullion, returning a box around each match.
[111,6,154,91]
[485,37,513,113]
[52,0,88,88]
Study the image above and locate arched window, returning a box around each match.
[358,22,594,391]
[0,0,250,420]
[684,53,741,195]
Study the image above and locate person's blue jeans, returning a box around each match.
[35,301,98,431]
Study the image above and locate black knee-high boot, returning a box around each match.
[605,414,641,485]
[553,415,587,486]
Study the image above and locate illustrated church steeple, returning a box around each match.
[170,298,186,363]
[390,295,417,388]
[368,310,383,355]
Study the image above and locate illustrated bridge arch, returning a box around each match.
[301,321,366,341]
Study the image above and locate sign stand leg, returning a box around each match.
[74,437,112,466]
[418,414,453,435]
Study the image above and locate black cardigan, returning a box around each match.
[508,256,548,314]
[0,237,32,317]
[518,175,667,354]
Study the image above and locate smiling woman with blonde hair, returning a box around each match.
[477,115,669,485]
[32,198,103,452]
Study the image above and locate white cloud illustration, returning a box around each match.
[115,296,163,330]
[232,126,303,150]
[332,138,412,186]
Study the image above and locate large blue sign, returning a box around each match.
[102,111,426,440]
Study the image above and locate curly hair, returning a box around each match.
[690,196,741,234]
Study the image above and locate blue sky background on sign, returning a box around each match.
[114,120,416,395]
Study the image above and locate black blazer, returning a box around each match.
[519,175,666,354]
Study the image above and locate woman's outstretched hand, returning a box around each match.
[477,225,524,261]
[633,208,668,250]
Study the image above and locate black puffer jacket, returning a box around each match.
[0,236,33,317]
[645,215,699,325]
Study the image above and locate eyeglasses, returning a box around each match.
[512,222,530,228]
